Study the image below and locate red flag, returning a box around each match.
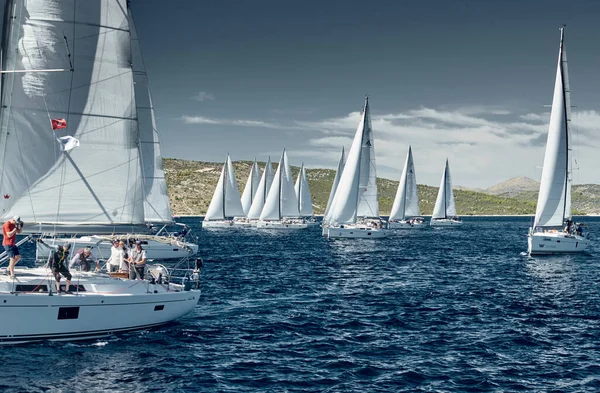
[51,118,67,130]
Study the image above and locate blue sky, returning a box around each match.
[131,0,600,188]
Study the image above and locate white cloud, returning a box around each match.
[181,115,282,129]
[191,91,215,102]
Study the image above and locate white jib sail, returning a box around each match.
[240,160,260,215]
[323,147,345,222]
[247,158,273,220]
[390,146,420,221]
[432,159,456,219]
[295,164,313,217]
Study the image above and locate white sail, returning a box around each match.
[0,0,144,228]
[247,158,273,220]
[329,97,380,225]
[356,98,379,218]
[260,150,299,220]
[240,160,260,215]
[294,164,313,217]
[205,155,244,220]
[323,147,345,221]
[390,146,420,220]
[129,7,172,224]
[533,27,570,229]
[432,159,457,219]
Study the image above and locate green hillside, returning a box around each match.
[164,158,597,216]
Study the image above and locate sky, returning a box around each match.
[131,0,600,189]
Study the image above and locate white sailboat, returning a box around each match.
[322,97,386,238]
[257,150,307,229]
[294,163,317,225]
[34,7,199,260]
[0,0,200,344]
[388,146,425,228]
[233,159,260,227]
[430,159,462,226]
[246,158,274,227]
[528,26,588,255]
[323,147,345,224]
[202,154,245,228]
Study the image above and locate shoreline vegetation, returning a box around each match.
[164,158,600,217]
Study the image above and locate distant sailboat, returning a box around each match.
[323,147,345,224]
[257,150,307,229]
[528,26,588,255]
[246,157,274,226]
[234,159,260,227]
[202,155,244,228]
[430,159,462,226]
[388,146,425,228]
[322,97,386,238]
[294,163,316,224]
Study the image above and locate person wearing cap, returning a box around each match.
[127,241,147,279]
[2,215,23,278]
[49,243,73,293]
[69,247,99,272]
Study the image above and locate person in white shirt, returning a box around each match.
[106,240,127,272]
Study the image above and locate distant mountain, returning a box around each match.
[163,159,599,216]
[485,176,539,197]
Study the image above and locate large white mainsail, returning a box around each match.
[247,158,274,220]
[260,150,299,221]
[432,159,457,220]
[130,7,172,224]
[0,0,144,232]
[390,146,421,221]
[205,155,244,220]
[323,147,345,222]
[294,163,313,217]
[240,160,260,215]
[533,27,571,230]
[328,97,379,225]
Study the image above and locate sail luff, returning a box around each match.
[533,27,569,229]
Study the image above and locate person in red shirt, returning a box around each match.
[2,215,23,278]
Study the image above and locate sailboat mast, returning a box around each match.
[278,156,283,219]
[298,164,303,214]
[353,99,368,223]
[559,26,569,223]
[444,162,448,219]
[222,157,227,219]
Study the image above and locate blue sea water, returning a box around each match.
[2,216,600,392]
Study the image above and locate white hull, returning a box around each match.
[430,218,463,227]
[323,225,387,238]
[256,220,308,229]
[388,220,426,229]
[0,268,199,345]
[202,220,239,228]
[528,230,588,255]
[232,219,254,227]
[36,235,198,262]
